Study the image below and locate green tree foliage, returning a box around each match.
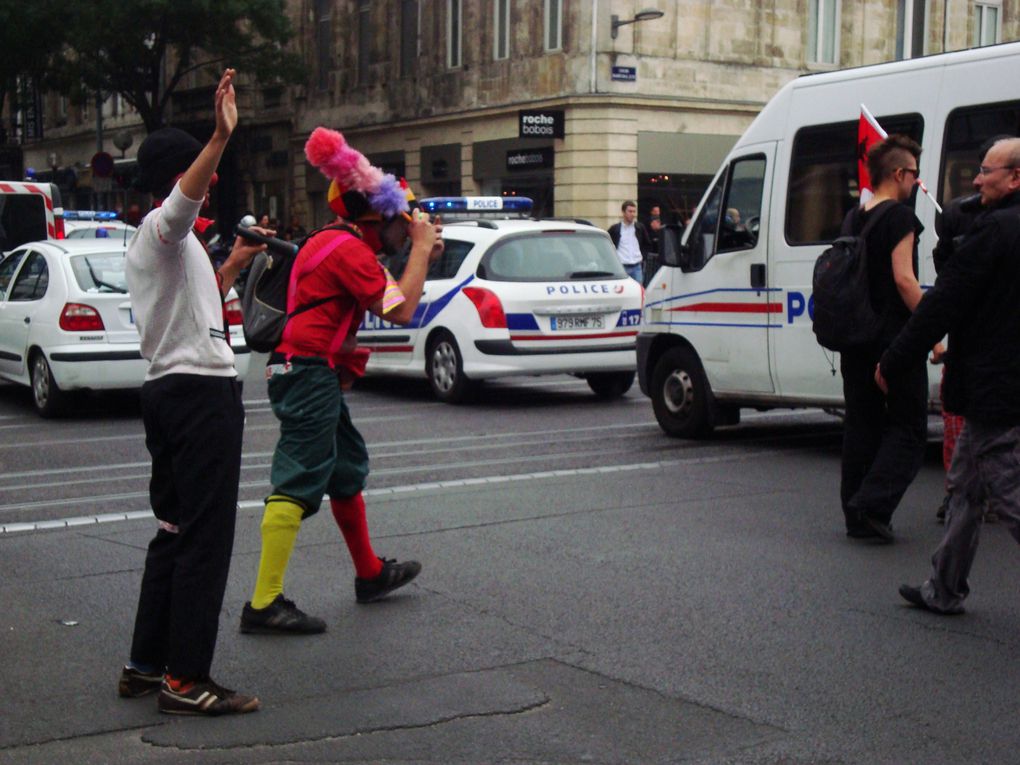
[0,1,65,135]
[48,0,306,131]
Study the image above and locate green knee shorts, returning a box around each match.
[267,358,369,516]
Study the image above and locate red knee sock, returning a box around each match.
[330,493,383,579]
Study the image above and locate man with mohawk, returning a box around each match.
[240,127,443,634]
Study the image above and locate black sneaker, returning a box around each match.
[355,558,421,603]
[240,594,327,634]
[157,677,260,716]
[118,666,163,698]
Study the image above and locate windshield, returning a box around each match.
[482,232,624,282]
[70,253,128,293]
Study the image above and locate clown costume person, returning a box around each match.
[240,127,443,634]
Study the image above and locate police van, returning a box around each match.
[360,196,643,403]
[0,181,64,252]
[638,41,1020,438]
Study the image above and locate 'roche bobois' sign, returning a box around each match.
[518,109,565,139]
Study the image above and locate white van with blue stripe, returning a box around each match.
[637,41,1020,437]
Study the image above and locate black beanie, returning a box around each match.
[136,127,203,195]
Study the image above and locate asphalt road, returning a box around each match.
[2,360,1019,764]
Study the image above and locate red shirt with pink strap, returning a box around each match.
[274,228,404,378]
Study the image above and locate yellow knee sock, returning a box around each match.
[250,496,304,610]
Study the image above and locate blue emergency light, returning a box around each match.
[419,196,533,215]
[62,210,120,221]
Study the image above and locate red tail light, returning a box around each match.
[54,216,65,239]
[225,297,243,326]
[60,303,105,331]
[462,287,507,329]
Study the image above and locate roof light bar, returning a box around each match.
[419,196,533,215]
[62,210,119,221]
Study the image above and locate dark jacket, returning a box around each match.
[932,192,982,275]
[880,191,1020,424]
[607,221,653,258]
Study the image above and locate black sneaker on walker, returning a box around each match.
[118,666,163,698]
[157,677,260,716]
[356,558,421,603]
[240,594,326,634]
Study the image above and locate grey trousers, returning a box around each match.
[921,420,1020,613]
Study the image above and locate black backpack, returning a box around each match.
[241,224,358,353]
[811,201,895,352]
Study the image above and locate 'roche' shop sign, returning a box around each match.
[506,147,554,172]
[518,110,565,139]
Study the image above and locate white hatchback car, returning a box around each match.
[0,239,249,416]
[359,197,642,403]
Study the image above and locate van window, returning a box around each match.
[682,155,765,270]
[683,174,724,272]
[786,114,923,244]
[9,252,48,301]
[939,100,1020,205]
[718,156,766,253]
[0,194,48,252]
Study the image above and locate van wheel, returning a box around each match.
[30,351,67,418]
[650,346,714,438]
[427,331,475,404]
[586,371,635,399]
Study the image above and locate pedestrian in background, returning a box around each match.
[118,68,265,716]
[878,137,1020,614]
[608,200,652,283]
[240,127,441,635]
[838,135,928,543]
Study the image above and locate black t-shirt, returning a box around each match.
[847,201,923,338]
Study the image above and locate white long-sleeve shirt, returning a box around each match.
[126,183,237,381]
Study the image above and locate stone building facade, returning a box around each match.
[13,0,1019,230]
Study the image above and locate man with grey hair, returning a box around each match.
[876,137,1020,614]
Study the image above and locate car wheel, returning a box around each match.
[30,351,66,418]
[586,371,635,399]
[426,331,475,404]
[650,346,714,439]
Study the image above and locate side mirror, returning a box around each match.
[659,224,689,270]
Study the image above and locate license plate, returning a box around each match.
[551,314,604,330]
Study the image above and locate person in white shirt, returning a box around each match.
[608,200,653,284]
[117,69,267,717]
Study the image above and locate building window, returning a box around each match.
[447,0,462,68]
[315,0,332,92]
[545,0,562,51]
[974,2,1001,46]
[807,0,839,64]
[896,0,926,59]
[494,0,510,60]
[400,0,419,77]
[357,0,371,85]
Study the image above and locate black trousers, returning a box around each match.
[129,374,244,679]
[840,347,927,530]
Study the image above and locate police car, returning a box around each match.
[61,210,136,240]
[360,197,642,403]
[0,238,248,416]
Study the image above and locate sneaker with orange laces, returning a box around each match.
[157,676,260,716]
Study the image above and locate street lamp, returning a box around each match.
[611,8,665,39]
